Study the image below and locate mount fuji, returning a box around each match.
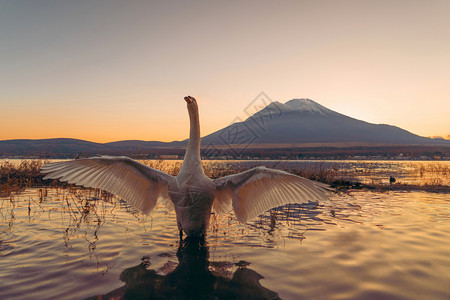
[201,99,447,146]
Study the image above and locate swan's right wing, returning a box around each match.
[40,156,174,214]
[213,166,331,223]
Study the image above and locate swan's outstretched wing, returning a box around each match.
[40,156,174,214]
[213,166,331,223]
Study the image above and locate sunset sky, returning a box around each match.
[1,0,449,143]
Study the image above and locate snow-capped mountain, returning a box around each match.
[275,98,335,116]
[201,99,447,146]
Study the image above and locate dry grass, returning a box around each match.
[414,162,449,186]
[0,160,50,196]
[1,159,449,196]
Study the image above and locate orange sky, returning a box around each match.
[1,1,449,143]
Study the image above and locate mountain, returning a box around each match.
[0,138,180,158]
[1,99,448,158]
[0,138,108,157]
[201,99,447,146]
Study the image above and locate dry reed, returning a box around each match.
[1,159,449,196]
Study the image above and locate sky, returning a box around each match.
[1,0,449,143]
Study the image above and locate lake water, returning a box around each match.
[1,160,449,299]
[1,188,450,299]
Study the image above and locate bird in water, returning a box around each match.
[41,96,331,239]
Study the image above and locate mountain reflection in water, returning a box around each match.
[87,237,280,300]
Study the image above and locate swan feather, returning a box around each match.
[213,166,331,222]
[41,156,174,213]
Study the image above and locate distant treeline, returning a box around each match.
[1,145,448,160]
[215,145,450,160]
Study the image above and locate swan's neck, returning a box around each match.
[180,105,203,174]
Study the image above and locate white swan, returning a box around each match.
[41,96,331,238]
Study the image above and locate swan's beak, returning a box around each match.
[184,96,195,104]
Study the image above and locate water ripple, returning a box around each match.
[1,188,450,299]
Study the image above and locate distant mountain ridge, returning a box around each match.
[1,99,448,157]
[0,138,183,158]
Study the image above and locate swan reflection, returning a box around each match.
[87,237,280,300]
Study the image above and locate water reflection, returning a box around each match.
[3,188,450,299]
[87,237,280,300]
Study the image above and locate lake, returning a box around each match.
[1,160,449,299]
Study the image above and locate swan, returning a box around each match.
[40,96,331,238]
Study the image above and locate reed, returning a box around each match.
[1,159,449,196]
[415,162,449,185]
[0,159,49,196]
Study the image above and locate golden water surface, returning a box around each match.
[1,186,449,299]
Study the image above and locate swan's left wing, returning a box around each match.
[40,156,174,214]
[213,166,331,223]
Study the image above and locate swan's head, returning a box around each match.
[184,96,196,104]
[184,95,198,115]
